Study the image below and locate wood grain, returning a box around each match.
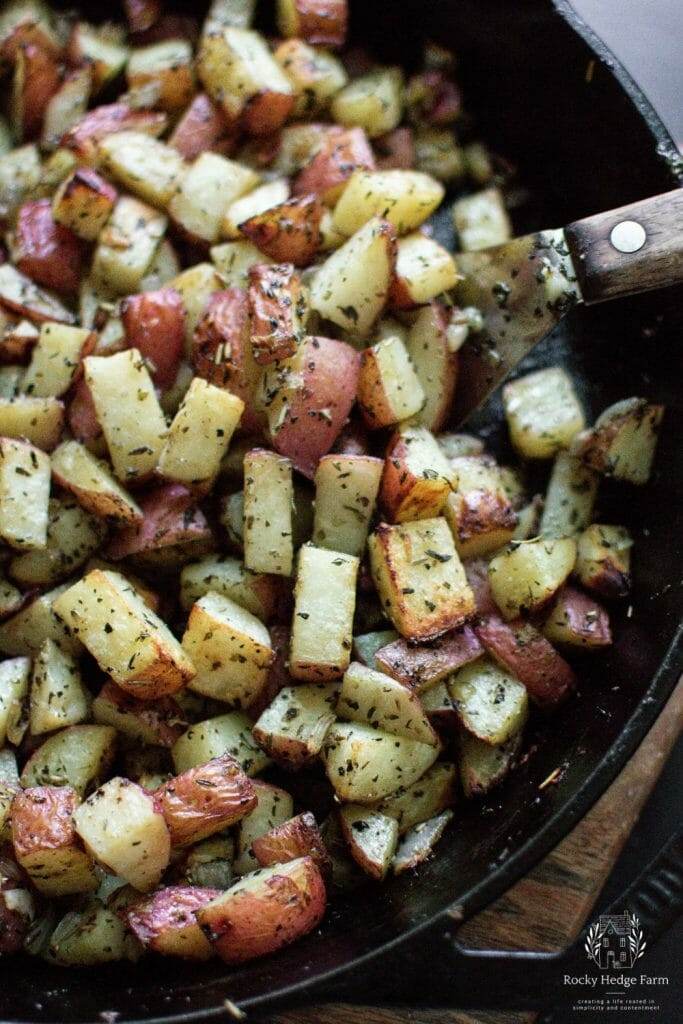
[267,676,683,1024]
[565,188,683,303]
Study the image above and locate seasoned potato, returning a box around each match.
[21,323,93,399]
[338,804,398,880]
[53,569,196,699]
[275,39,347,118]
[67,21,129,94]
[222,178,290,240]
[243,449,293,576]
[252,811,330,876]
[12,199,84,296]
[158,379,243,491]
[443,455,517,559]
[48,900,139,966]
[92,681,186,748]
[276,0,348,47]
[448,657,528,745]
[169,92,234,161]
[211,239,273,287]
[488,536,576,619]
[20,723,117,796]
[331,68,403,138]
[233,779,294,875]
[98,131,186,208]
[571,397,664,485]
[173,712,271,777]
[180,554,278,622]
[294,125,375,204]
[368,518,475,641]
[452,187,511,251]
[9,497,105,587]
[12,785,98,896]
[358,335,424,428]
[0,437,51,550]
[310,217,395,335]
[92,196,167,296]
[29,639,90,736]
[0,583,83,658]
[290,545,358,681]
[540,452,599,538]
[156,754,257,847]
[248,263,306,365]
[374,625,482,691]
[391,232,460,308]
[74,777,171,891]
[11,41,60,142]
[169,152,259,244]
[392,809,453,874]
[51,441,143,525]
[196,856,326,963]
[381,425,455,522]
[377,761,457,834]
[0,263,75,325]
[0,656,30,746]
[252,683,338,767]
[126,885,219,961]
[127,39,194,113]
[503,368,585,460]
[170,262,223,349]
[41,68,92,151]
[62,101,167,164]
[460,731,522,799]
[52,167,117,241]
[542,586,611,649]
[120,287,185,391]
[333,170,443,236]
[575,524,633,600]
[313,454,383,556]
[338,662,437,745]
[0,396,64,450]
[182,591,273,708]
[322,721,440,803]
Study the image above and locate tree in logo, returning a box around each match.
[584,912,646,969]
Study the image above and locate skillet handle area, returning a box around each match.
[565,187,683,303]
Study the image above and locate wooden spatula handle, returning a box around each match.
[564,188,683,304]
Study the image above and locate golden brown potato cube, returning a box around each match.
[92,196,167,296]
[293,125,375,204]
[179,554,279,622]
[381,425,455,523]
[126,39,194,113]
[183,591,273,708]
[240,193,323,267]
[168,152,259,245]
[539,452,599,538]
[313,453,383,556]
[173,711,271,777]
[221,178,290,240]
[51,441,143,525]
[19,723,117,796]
[448,657,528,745]
[276,0,348,47]
[156,753,257,846]
[488,537,577,620]
[29,638,90,736]
[97,131,186,209]
[53,569,195,699]
[248,263,306,365]
[290,545,359,681]
[158,379,243,491]
[571,397,664,485]
[358,335,424,429]
[252,683,338,768]
[0,436,50,550]
[338,662,437,745]
[452,187,511,251]
[12,785,98,896]
[333,169,444,237]
[390,232,461,307]
[21,323,94,399]
[575,524,633,600]
[503,368,585,460]
[52,168,117,242]
[274,39,347,117]
[443,455,517,559]
[0,396,64,450]
[331,68,403,139]
[368,518,475,641]
[542,585,612,649]
[243,449,294,576]
[126,885,220,961]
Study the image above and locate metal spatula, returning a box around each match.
[452,188,683,423]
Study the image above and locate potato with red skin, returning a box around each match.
[12,42,61,141]
[247,623,292,720]
[196,856,326,964]
[93,681,187,749]
[243,91,295,138]
[169,93,236,160]
[11,785,97,896]
[61,103,167,163]
[278,0,348,47]
[374,127,415,170]
[13,200,84,295]
[252,812,331,877]
[375,625,483,691]
[241,195,323,267]
[475,613,576,710]
[294,127,375,205]
[406,71,462,127]
[121,288,185,390]
[155,754,257,847]
[123,0,162,33]
[52,168,118,242]
[0,863,34,954]
[248,263,306,366]
[464,558,498,617]
[542,585,612,649]
[126,885,220,960]
[105,483,212,562]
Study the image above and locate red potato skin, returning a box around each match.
[126,885,220,960]
[475,614,576,710]
[121,287,185,390]
[240,194,323,267]
[242,91,295,137]
[95,681,187,748]
[14,200,85,295]
[464,557,499,617]
[11,785,80,861]
[293,127,375,204]
[123,0,162,33]
[544,585,612,648]
[55,168,118,237]
[375,625,483,690]
[106,483,212,560]
[407,71,462,126]
[288,0,348,47]
[14,43,61,140]
[169,93,236,160]
[268,335,361,479]
[374,127,416,171]
[196,856,327,964]
[61,103,167,162]
[67,378,103,446]
[155,754,257,847]
[252,812,331,877]
[248,263,305,365]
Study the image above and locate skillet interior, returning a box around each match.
[4,1,682,1020]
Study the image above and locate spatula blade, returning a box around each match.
[452,228,580,423]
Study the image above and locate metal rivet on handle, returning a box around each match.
[610,220,647,253]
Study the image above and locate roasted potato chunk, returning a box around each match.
[503,368,585,460]
[338,662,437,745]
[156,754,257,846]
[52,168,117,242]
[243,449,294,576]
[443,455,517,559]
[0,436,50,550]
[127,885,220,961]
[248,263,306,365]
[252,683,338,767]
[290,545,358,681]
[277,0,348,47]
[51,441,143,525]
[488,537,577,620]
[313,454,383,556]
[358,335,424,428]
[542,586,612,649]
[571,397,664,485]
[449,657,528,745]
[338,804,398,880]
[381,425,455,523]
[575,524,633,600]
[12,785,97,896]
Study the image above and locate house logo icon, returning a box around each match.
[584,912,647,969]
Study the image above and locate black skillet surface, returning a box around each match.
[3,1,682,1020]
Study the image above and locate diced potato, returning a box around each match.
[374,625,482,691]
[293,125,375,204]
[391,232,461,307]
[211,240,272,287]
[0,657,30,746]
[377,761,457,833]
[358,335,424,429]
[183,835,235,889]
[92,196,167,296]
[126,885,219,960]
[460,731,522,798]
[338,804,398,880]
[0,437,50,550]
[92,681,186,748]
[28,639,90,736]
[443,455,517,559]
[313,454,383,556]
[9,497,105,587]
[275,38,347,117]
[488,537,577,619]
[0,574,22,619]
[392,809,452,874]
[404,304,459,433]
[248,262,306,365]
[52,167,117,241]
[290,545,359,681]
[449,657,528,745]
[84,349,167,483]
[0,143,42,224]
[0,366,23,399]
[11,198,84,296]
[368,518,475,641]
[158,379,243,491]
[503,368,585,460]
[331,68,403,138]
[98,131,186,208]
[180,554,278,622]
[182,591,273,708]
[243,449,293,576]
[12,785,97,896]
[0,396,64,450]
[310,216,395,335]
[127,40,194,113]
[48,900,138,966]
[322,721,440,803]
[11,41,60,142]
[276,0,348,47]
[338,662,437,745]
[381,425,455,522]
[571,397,664,485]
[52,441,143,525]
[233,779,294,875]
[542,585,611,649]
[156,754,257,846]
[67,21,129,94]
[252,811,330,876]
[333,170,443,237]
[20,724,117,796]
[173,712,271,776]
[575,524,633,600]
[0,264,74,325]
[415,127,465,182]
[452,187,511,251]
[252,683,338,767]
[539,452,599,538]
[222,178,290,239]
[53,569,195,699]
[170,262,222,349]
[73,777,171,891]
[40,66,92,151]
[0,583,82,657]
[169,152,259,244]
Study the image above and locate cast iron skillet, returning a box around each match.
[4,1,683,1020]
